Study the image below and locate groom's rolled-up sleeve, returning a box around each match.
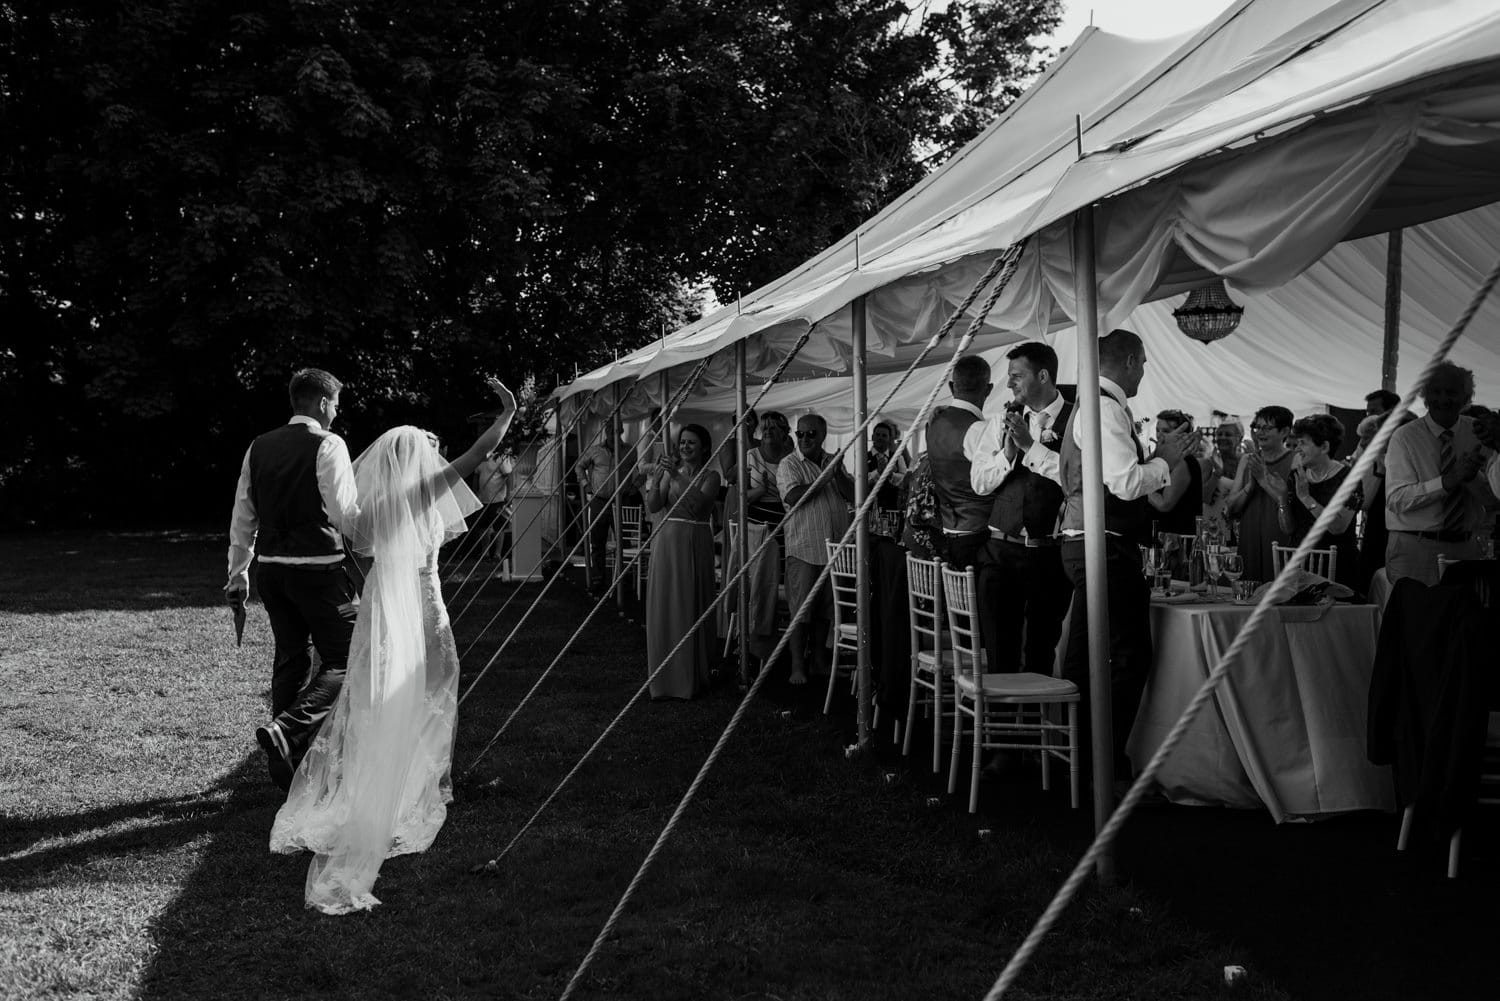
[226,446,257,591]
[318,435,360,536]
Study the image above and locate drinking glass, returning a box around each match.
[1221,552,1247,602]
[1203,546,1223,601]
[1142,547,1168,594]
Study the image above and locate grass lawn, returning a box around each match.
[0,529,1446,1000]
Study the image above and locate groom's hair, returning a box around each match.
[289,368,343,408]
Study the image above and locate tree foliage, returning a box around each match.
[0,0,1060,525]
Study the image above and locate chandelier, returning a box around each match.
[1173,278,1244,343]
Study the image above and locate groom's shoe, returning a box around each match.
[255,720,292,768]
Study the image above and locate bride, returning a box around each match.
[270,379,516,913]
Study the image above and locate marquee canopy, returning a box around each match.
[559,0,1500,425]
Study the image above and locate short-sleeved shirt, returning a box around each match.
[778,450,851,565]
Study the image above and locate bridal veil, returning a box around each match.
[270,426,479,914]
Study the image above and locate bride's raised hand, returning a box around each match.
[485,376,517,416]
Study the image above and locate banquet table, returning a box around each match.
[1126,596,1396,821]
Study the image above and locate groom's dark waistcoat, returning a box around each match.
[249,423,343,559]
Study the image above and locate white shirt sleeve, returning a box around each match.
[1485,451,1500,501]
[1022,441,1061,484]
[1384,428,1443,514]
[226,446,257,589]
[1073,397,1171,501]
[317,434,360,536]
[965,416,1013,494]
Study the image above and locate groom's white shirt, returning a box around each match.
[226,416,360,590]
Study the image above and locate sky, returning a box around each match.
[1042,0,1239,47]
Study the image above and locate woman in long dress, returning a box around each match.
[644,423,721,699]
[1225,406,1296,584]
[270,384,516,914]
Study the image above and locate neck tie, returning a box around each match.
[1439,429,1465,533]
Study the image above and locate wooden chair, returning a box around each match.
[941,564,1080,813]
[618,505,649,599]
[903,553,955,773]
[1271,542,1337,581]
[824,541,862,716]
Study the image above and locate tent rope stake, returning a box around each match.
[983,251,1500,1001]
[455,357,713,708]
[555,239,1027,1001]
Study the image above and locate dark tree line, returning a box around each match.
[0,0,1059,527]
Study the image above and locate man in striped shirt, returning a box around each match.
[778,413,854,686]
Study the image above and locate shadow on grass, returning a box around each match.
[0,530,230,613]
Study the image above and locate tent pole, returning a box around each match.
[612,384,625,611]
[735,342,750,689]
[1382,228,1403,393]
[852,296,872,749]
[659,373,671,456]
[1072,203,1116,884]
[576,401,589,582]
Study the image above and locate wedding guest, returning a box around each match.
[1147,409,1204,536]
[1385,362,1500,585]
[1351,403,1413,590]
[1365,388,1400,417]
[867,420,909,512]
[778,413,854,686]
[271,387,516,913]
[728,410,792,676]
[720,408,759,486]
[227,368,361,791]
[644,423,720,699]
[1267,414,1361,590]
[1225,405,1295,583]
[1058,329,1195,785]
[470,445,515,568]
[899,453,939,560]
[1203,419,1244,537]
[966,341,1072,676]
[577,424,637,594]
[927,354,995,569]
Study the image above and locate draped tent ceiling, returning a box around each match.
[558,0,1500,438]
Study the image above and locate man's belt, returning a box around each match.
[989,529,1059,548]
[1392,528,1472,543]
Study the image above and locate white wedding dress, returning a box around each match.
[270,427,478,914]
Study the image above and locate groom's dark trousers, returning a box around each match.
[241,420,360,790]
[257,561,359,772]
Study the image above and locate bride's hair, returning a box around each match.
[346,427,479,558]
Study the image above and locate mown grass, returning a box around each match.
[4,529,1295,1000]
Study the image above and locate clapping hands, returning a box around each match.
[1153,426,1199,468]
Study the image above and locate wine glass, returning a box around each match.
[1203,546,1223,601]
[1221,551,1246,602]
[1143,547,1169,595]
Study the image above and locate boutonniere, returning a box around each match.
[1040,429,1060,445]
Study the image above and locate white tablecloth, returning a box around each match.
[1127,599,1396,821]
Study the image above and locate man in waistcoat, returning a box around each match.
[968,342,1073,676]
[1057,330,1194,786]
[927,354,996,570]
[226,368,362,791]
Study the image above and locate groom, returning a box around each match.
[226,368,361,791]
